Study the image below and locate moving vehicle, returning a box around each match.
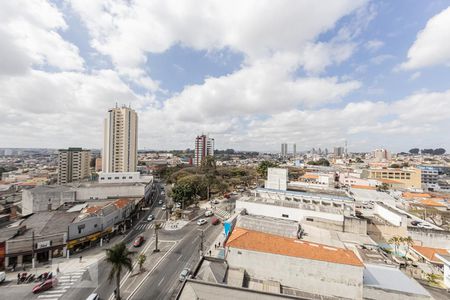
[32,278,58,293]
[197,219,207,226]
[162,205,167,210]
[147,214,154,221]
[158,200,163,205]
[179,268,191,282]
[133,236,145,247]
[204,210,213,217]
[86,293,100,300]
[161,191,165,196]
[211,217,220,225]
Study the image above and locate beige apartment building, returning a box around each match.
[367,168,422,189]
[102,105,138,173]
[57,148,91,184]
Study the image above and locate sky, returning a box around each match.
[1,0,450,152]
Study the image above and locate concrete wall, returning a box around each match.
[363,286,430,300]
[75,184,145,200]
[22,189,76,215]
[344,216,368,234]
[265,168,287,191]
[367,222,408,241]
[236,200,344,222]
[226,247,363,299]
[408,227,450,248]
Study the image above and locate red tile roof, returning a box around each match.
[113,198,132,209]
[412,245,449,264]
[226,227,363,267]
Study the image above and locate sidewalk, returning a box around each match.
[205,229,227,259]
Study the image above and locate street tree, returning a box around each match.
[257,161,278,177]
[137,253,146,273]
[105,242,133,300]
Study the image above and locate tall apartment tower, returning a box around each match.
[58,148,91,184]
[281,143,288,157]
[293,144,297,158]
[102,105,138,173]
[194,134,214,166]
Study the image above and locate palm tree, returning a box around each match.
[402,236,414,258]
[388,236,401,255]
[137,254,146,273]
[105,242,133,300]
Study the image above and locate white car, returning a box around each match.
[162,205,167,210]
[175,202,181,208]
[147,214,154,221]
[197,219,207,225]
[204,210,213,217]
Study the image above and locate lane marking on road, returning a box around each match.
[157,276,165,286]
[126,241,178,300]
[177,254,183,261]
[191,237,198,244]
[38,294,63,298]
[44,290,67,294]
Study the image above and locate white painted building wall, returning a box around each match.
[226,247,363,299]
[236,199,344,222]
[75,184,145,200]
[264,168,287,191]
[374,203,403,226]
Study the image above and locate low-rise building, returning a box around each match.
[225,227,364,299]
[365,168,422,190]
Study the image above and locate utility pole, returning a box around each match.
[153,221,160,253]
[199,229,204,256]
[31,231,35,270]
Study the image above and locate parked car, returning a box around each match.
[147,214,154,222]
[86,293,100,300]
[204,210,213,217]
[179,268,191,282]
[161,205,167,210]
[411,220,421,226]
[32,278,58,293]
[211,217,220,225]
[175,202,181,208]
[133,236,145,247]
[161,191,165,196]
[0,271,5,283]
[197,219,207,226]
[158,200,163,205]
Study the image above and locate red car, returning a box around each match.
[211,217,220,225]
[133,236,145,247]
[32,278,58,293]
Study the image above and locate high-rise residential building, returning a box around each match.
[194,134,214,166]
[281,143,288,157]
[102,105,138,173]
[334,146,345,158]
[373,148,392,162]
[58,148,91,184]
[292,143,297,158]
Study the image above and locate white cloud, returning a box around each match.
[0,0,84,73]
[370,54,395,65]
[69,0,366,69]
[401,6,450,70]
[365,39,384,52]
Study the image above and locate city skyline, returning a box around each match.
[1,1,450,152]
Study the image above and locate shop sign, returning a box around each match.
[37,240,51,249]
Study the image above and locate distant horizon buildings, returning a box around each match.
[57,147,90,184]
[281,143,288,158]
[102,105,138,173]
[194,134,214,166]
[373,148,392,162]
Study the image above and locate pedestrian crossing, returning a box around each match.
[134,222,162,231]
[34,269,86,300]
